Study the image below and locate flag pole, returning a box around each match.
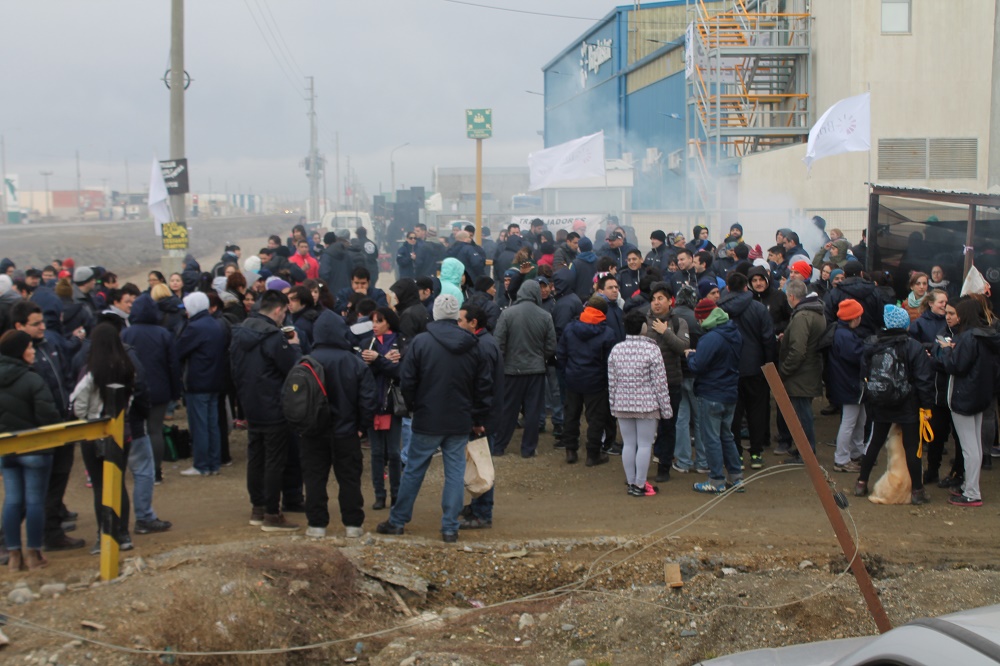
[866,82,872,185]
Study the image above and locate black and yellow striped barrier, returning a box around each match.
[0,384,126,581]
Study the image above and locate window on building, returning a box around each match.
[881,0,911,34]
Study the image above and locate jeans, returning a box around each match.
[246,423,289,514]
[698,397,742,488]
[674,378,706,470]
[388,432,467,535]
[493,374,545,456]
[369,416,402,501]
[300,432,364,528]
[834,404,866,466]
[148,402,168,476]
[127,435,157,522]
[789,396,817,453]
[538,366,564,428]
[186,392,220,473]
[1,454,53,549]
[619,418,658,487]
[400,417,413,466]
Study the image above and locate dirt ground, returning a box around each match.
[1,219,999,665]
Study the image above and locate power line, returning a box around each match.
[256,0,306,79]
[241,0,304,97]
[441,0,600,21]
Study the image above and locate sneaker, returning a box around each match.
[725,479,746,493]
[654,463,671,483]
[773,444,792,456]
[180,467,207,476]
[221,459,234,467]
[305,526,326,538]
[606,444,623,456]
[442,532,458,543]
[61,521,77,532]
[249,506,265,526]
[261,513,299,532]
[693,481,725,494]
[134,519,172,534]
[948,495,983,507]
[833,461,861,473]
[910,489,931,505]
[642,482,658,496]
[345,526,363,538]
[458,516,492,530]
[671,462,691,474]
[782,455,805,466]
[750,454,764,470]
[627,484,644,497]
[695,467,711,474]
[119,535,134,551]
[376,521,404,535]
[372,498,387,510]
[854,480,868,497]
[992,446,1000,458]
[938,473,964,489]
[552,425,564,440]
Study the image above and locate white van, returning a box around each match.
[322,210,375,241]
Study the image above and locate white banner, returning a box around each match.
[528,131,606,191]
[803,92,871,170]
[509,213,605,239]
[149,156,172,235]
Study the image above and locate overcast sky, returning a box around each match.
[1,0,621,202]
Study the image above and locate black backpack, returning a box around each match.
[281,356,330,435]
[864,338,912,406]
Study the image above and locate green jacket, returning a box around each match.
[0,356,61,435]
[778,296,827,397]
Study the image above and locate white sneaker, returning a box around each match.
[179,467,206,476]
[344,526,363,538]
[305,526,326,538]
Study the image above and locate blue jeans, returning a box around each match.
[127,435,157,522]
[400,417,412,466]
[674,378,707,470]
[697,397,742,488]
[388,432,467,535]
[1,453,53,549]
[538,366,564,428]
[790,396,816,453]
[186,392,220,473]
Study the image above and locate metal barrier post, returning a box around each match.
[99,384,127,581]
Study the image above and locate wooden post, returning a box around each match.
[475,138,483,245]
[762,363,893,634]
[99,384,127,581]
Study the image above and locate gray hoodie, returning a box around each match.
[493,280,557,376]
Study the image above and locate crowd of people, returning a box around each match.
[0,213,996,567]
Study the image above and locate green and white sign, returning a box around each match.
[466,109,492,139]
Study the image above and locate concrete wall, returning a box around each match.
[739,0,995,213]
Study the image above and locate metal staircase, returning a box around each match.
[686,0,811,209]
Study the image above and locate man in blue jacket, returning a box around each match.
[686,297,744,493]
[230,290,302,532]
[177,292,227,478]
[300,310,377,539]
[377,294,492,543]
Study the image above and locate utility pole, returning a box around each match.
[75,150,82,219]
[335,131,341,210]
[169,0,185,225]
[0,135,7,224]
[990,0,1000,187]
[306,76,320,221]
[40,171,53,218]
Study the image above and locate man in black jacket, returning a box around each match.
[389,278,429,341]
[446,230,487,281]
[230,290,302,532]
[319,232,352,295]
[377,294,491,542]
[300,311,376,538]
[717,272,776,470]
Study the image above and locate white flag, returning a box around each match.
[149,157,172,235]
[528,131,606,191]
[803,92,871,170]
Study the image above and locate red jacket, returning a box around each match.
[289,253,319,280]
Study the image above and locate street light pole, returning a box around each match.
[390,142,409,199]
[39,170,53,218]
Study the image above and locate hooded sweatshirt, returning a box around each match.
[494,280,557,376]
[390,278,429,341]
[717,289,776,377]
[122,293,182,405]
[687,312,742,403]
[439,257,466,306]
[570,244,599,302]
[748,265,791,334]
[551,268,583,339]
[229,312,301,425]
[310,311,376,436]
[556,307,618,394]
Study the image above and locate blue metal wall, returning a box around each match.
[625,71,687,208]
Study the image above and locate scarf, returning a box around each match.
[907,291,925,310]
[929,279,950,291]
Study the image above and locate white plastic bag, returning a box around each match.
[961,265,987,296]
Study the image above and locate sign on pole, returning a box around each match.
[159,158,190,195]
[466,109,492,140]
[160,221,189,250]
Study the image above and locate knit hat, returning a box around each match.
[694,297,717,322]
[790,261,813,280]
[0,330,32,360]
[265,277,290,291]
[73,266,95,284]
[183,292,209,318]
[243,256,262,273]
[578,237,593,252]
[844,260,863,277]
[572,219,588,232]
[675,284,699,309]
[697,277,718,299]
[474,276,495,292]
[830,268,844,281]
[730,223,744,234]
[63,258,75,271]
[650,230,667,243]
[837,298,864,321]
[433,293,460,321]
[748,244,763,260]
[700,306,730,331]
[884,304,909,330]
